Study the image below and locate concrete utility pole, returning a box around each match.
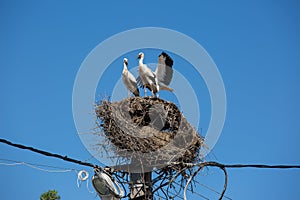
[127,157,153,200]
[129,171,152,200]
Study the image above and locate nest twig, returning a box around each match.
[95,97,203,168]
[95,97,206,199]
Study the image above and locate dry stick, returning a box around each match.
[172,161,300,200]
[220,166,228,200]
[184,166,203,200]
[172,181,210,200]
[161,188,185,200]
[180,162,227,200]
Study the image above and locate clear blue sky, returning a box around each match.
[1,0,300,199]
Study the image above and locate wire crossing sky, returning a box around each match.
[1,137,300,200]
[1,1,300,199]
[2,138,300,170]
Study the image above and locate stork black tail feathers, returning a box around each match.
[160,52,174,68]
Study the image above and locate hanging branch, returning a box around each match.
[170,160,300,200]
[168,162,227,200]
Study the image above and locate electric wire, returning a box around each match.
[0,138,101,169]
[2,138,300,200]
[0,158,76,173]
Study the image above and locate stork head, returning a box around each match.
[159,51,173,67]
[158,53,166,63]
[123,58,128,66]
[137,52,144,59]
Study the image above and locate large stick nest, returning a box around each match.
[95,97,203,168]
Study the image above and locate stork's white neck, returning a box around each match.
[138,58,144,66]
[123,63,128,72]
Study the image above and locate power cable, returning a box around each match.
[2,137,300,200]
[0,138,101,169]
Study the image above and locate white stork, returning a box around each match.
[137,52,158,96]
[122,58,139,97]
[155,52,174,92]
[137,52,174,96]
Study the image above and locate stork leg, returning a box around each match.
[152,92,158,98]
[144,87,147,97]
[128,90,130,98]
